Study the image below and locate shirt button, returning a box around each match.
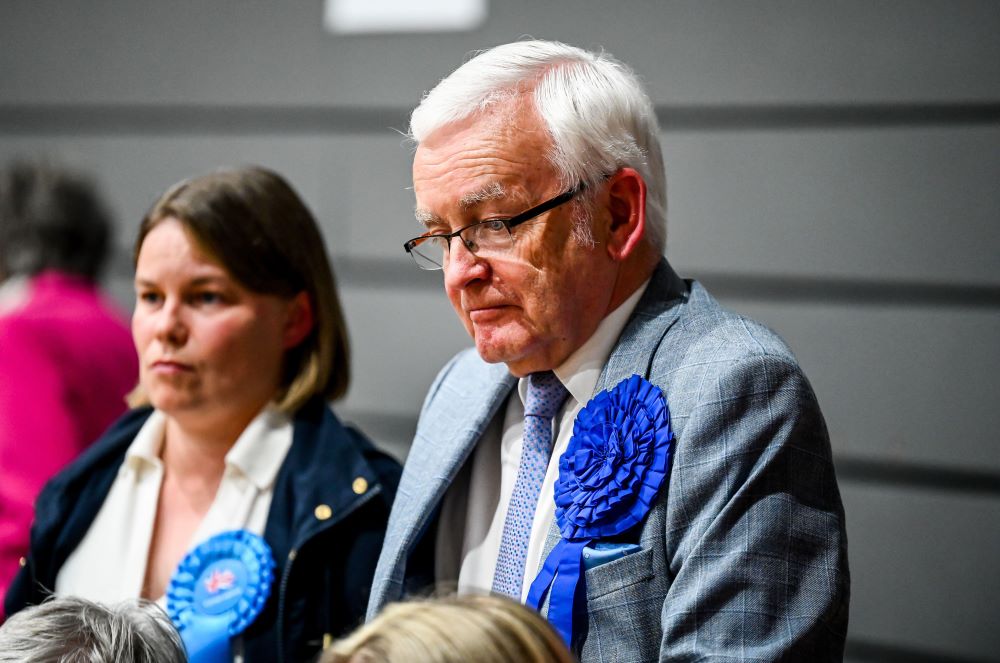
[19,556,26,567]
[352,477,369,495]
[314,504,333,520]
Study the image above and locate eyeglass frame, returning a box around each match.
[403,184,586,270]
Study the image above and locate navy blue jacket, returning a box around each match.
[5,398,401,663]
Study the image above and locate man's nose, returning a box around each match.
[443,236,489,291]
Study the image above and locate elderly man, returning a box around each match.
[369,40,849,661]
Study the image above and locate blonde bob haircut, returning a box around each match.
[323,594,575,663]
[129,166,349,412]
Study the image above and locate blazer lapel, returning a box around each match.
[395,357,516,550]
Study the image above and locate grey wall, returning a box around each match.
[2,1,998,660]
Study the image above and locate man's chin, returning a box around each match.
[473,342,511,365]
[474,340,551,377]
[473,336,523,366]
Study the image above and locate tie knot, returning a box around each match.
[524,371,569,419]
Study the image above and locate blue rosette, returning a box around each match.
[167,530,276,663]
[527,375,673,647]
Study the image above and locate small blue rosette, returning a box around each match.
[527,375,673,647]
[167,530,276,663]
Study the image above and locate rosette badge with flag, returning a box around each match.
[167,530,276,662]
[526,375,673,646]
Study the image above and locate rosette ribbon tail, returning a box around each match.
[526,538,590,647]
[180,614,233,663]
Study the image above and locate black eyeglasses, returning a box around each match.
[403,186,584,270]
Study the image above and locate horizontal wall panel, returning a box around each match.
[842,483,1000,661]
[2,126,997,286]
[663,126,1000,287]
[0,134,417,265]
[2,104,998,138]
[1,1,997,106]
[337,287,473,421]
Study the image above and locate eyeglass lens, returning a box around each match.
[410,220,513,269]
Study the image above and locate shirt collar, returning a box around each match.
[124,410,167,470]
[517,278,651,408]
[225,406,293,490]
[122,406,293,490]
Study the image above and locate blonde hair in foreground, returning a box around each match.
[323,594,576,663]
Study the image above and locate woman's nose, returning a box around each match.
[153,299,188,346]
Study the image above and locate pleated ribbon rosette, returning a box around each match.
[527,375,673,646]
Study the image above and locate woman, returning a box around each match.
[4,166,401,662]
[323,594,576,663]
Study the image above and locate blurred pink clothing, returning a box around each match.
[0,272,137,616]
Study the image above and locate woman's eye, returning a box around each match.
[198,292,222,304]
[138,291,161,305]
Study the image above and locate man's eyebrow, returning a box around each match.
[459,182,506,209]
[414,208,437,227]
[413,182,508,228]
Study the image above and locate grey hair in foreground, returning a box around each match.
[409,39,667,253]
[0,596,186,663]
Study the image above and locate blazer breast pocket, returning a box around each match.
[584,545,655,601]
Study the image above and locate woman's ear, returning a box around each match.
[283,291,314,350]
[604,167,647,262]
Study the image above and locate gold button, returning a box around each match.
[314,504,333,521]
[352,477,368,495]
[18,556,26,567]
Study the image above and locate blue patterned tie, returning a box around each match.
[492,371,569,599]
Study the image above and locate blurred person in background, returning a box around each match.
[0,161,137,618]
[5,166,401,662]
[0,595,186,663]
[324,594,574,663]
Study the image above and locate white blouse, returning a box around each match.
[55,406,293,606]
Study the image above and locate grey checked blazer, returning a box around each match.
[368,259,849,662]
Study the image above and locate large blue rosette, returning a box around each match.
[167,530,276,663]
[526,375,673,647]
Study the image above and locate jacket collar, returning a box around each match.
[263,398,388,563]
[406,356,516,517]
[595,257,689,393]
[26,401,384,587]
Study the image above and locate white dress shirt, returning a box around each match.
[437,280,650,601]
[56,405,293,606]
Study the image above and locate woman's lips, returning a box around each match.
[151,360,193,374]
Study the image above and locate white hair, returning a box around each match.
[410,39,667,253]
[0,596,187,663]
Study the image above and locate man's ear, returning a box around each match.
[283,291,315,350]
[604,167,647,262]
